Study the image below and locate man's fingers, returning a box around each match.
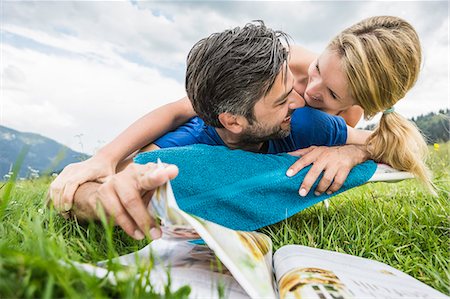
[288,146,317,157]
[139,164,179,190]
[298,161,324,197]
[326,168,350,195]
[314,168,337,196]
[286,152,318,177]
[114,179,158,239]
[96,187,142,240]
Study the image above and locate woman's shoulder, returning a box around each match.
[289,45,317,71]
[337,106,364,127]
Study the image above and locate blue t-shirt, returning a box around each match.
[154,107,347,153]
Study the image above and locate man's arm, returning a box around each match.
[287,144,370,196]
[70,160,178,240]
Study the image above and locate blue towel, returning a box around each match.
[134,144,377,231]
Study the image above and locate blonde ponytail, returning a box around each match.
[367,112,436,194]
[328,16,435,193]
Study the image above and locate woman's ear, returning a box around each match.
[218,112,245,134]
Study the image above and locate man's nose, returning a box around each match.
[288,90,305,109]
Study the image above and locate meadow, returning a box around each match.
[0,143,448,298]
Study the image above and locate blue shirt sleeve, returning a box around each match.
[154,116,225,149]
[289,107,347,149]
[154,117,202,149]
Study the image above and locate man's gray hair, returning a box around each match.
[185,21,290,127]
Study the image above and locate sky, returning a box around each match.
[1,1,449,154]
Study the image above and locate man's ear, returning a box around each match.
[218,112,245,134]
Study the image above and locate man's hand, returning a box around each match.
[49,157,116,213]
[78,162,178,240]
[286,145,369,197]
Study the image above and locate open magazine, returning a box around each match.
[77,161,447,299]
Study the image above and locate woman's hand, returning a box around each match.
[286,145,369,197]
[49,156,117,213]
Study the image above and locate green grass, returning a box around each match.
[1,143,449,297]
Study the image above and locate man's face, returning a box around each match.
[240,66,305,144]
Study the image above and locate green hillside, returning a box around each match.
[0,126,89,179]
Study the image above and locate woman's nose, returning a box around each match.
[305,77,321,98]
[288,90,305,109]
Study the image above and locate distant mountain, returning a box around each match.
[364,109,449,144]
[0,125,90,179]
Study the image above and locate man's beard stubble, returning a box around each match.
[239,120,291,145]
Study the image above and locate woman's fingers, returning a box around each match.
[50,164,83,211]
[49,159,114,212]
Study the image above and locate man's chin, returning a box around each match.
[264,125,291,140]
[277,127,291,139]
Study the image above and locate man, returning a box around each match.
[58,22,370,241]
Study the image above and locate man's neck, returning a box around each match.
[215,128,265,153]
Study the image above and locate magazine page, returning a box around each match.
[156,168,277,298]
[75,239,248,298]
[273,245,448,299]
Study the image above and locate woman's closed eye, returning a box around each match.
[329,90,337,100]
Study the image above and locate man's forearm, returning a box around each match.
[71,182,101,221]
[349,144,371,164]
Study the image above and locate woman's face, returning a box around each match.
[304,49,355,113]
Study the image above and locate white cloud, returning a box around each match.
[2,40,185,154]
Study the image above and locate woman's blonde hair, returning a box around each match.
[328,16,435,193]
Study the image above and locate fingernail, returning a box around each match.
[314,191,320,196]
[150,228,161,240]
[134,230,145,240]
[63,203,72,212]
[326,191,332,195]
[286,169,294,177]
[299,188,307,197]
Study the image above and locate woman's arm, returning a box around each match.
[49,96,196,212]
[97,96,194,164]
[346,125,372,145]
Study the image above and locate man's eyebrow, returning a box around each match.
[317,58,342,100]
[274,82,294,105]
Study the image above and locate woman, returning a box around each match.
[50,16,434,213]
